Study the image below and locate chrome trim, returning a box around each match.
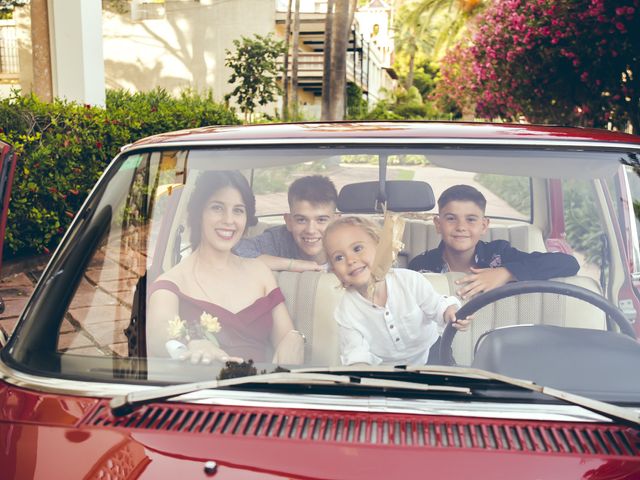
[2,361,637,424]
[120,138,640,154]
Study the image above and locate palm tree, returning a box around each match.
[321,0,335,121]
[281,0,293,121]
[291,0,301,119]
[394,6,434,90]
[327,0,357,121]
[407,0,484,54]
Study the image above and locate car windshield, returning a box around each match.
[5,141,640,404]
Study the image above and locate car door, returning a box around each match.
[607,163,640,328]
[618,165,640,288]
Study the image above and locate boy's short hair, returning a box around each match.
[438,184,487,213]
[288,175,338,208]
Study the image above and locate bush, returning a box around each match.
[476,173,603,264]
[0,89,238,258]
[346,84,369,120]
[475,174,531,215]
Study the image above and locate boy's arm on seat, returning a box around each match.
[456,267,515,299]
[497,242,581,280]
[257,254,324,272]
[456,240,580,298]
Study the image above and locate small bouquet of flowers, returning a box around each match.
[166,311,222,358]
[198,311,222,345]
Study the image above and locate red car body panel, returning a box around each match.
[2,382,640,479]
[128,121,640,147]
[2,124,640,479]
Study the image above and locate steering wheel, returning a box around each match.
[438,280,636,365]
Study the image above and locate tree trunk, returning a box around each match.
[328,0,350,120]
[629,81,640,134]
[291,0,301,120]
[405,51,415,90]
[281,0,293,121]
[630,105,640,136]
[321,0,335,121]
[30,0,53,102]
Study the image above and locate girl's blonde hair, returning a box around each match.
[323,216,381,262]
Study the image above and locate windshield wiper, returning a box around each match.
[407,365,640,429]
[110,371,470,417]
[111,366,640,430]
[304,365,640,430]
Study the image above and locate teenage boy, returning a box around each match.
[408,184,580,299]
[234,175,339,272]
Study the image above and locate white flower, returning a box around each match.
[167,315,186,339]
[200,312,221,333]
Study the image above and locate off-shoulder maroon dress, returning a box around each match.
[150,280,285,362]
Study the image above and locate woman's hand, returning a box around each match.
[272,330,305,365]
[443,305,473,331]
[183,339,243,365]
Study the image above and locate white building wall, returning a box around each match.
[12,0,393,117]
[49,0,106,106]
[102,0,275,106]
[355,2,393,69]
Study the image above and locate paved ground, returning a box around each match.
[0,256,48,337]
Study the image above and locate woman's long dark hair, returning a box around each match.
[186,170,257,249]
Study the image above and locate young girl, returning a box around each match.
[323,216,470,366]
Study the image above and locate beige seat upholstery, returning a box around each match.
[274,271,344,366]
[400,219,547,266]
[275,270,607,368]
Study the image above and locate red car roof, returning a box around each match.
[130,121,640,147]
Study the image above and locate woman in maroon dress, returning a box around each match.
[147,171,304,365]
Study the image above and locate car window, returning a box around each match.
[59,150,188,356]
[254,157,530,221]
[561,178,606,284]
[7,144,637,401]
[623,165,640,275]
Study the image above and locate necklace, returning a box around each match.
[192,257,216,303]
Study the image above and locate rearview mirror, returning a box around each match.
[337,180,435,213]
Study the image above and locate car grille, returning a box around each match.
[83,402,640,456]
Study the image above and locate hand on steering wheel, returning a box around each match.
[438,280,635,365]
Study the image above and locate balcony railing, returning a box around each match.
[281,52,369,92]
[0,20,19,79]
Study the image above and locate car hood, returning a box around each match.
[2,384,640,479]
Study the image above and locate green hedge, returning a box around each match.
[0,89,238,258]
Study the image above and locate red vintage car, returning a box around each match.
[1,122,640,479]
